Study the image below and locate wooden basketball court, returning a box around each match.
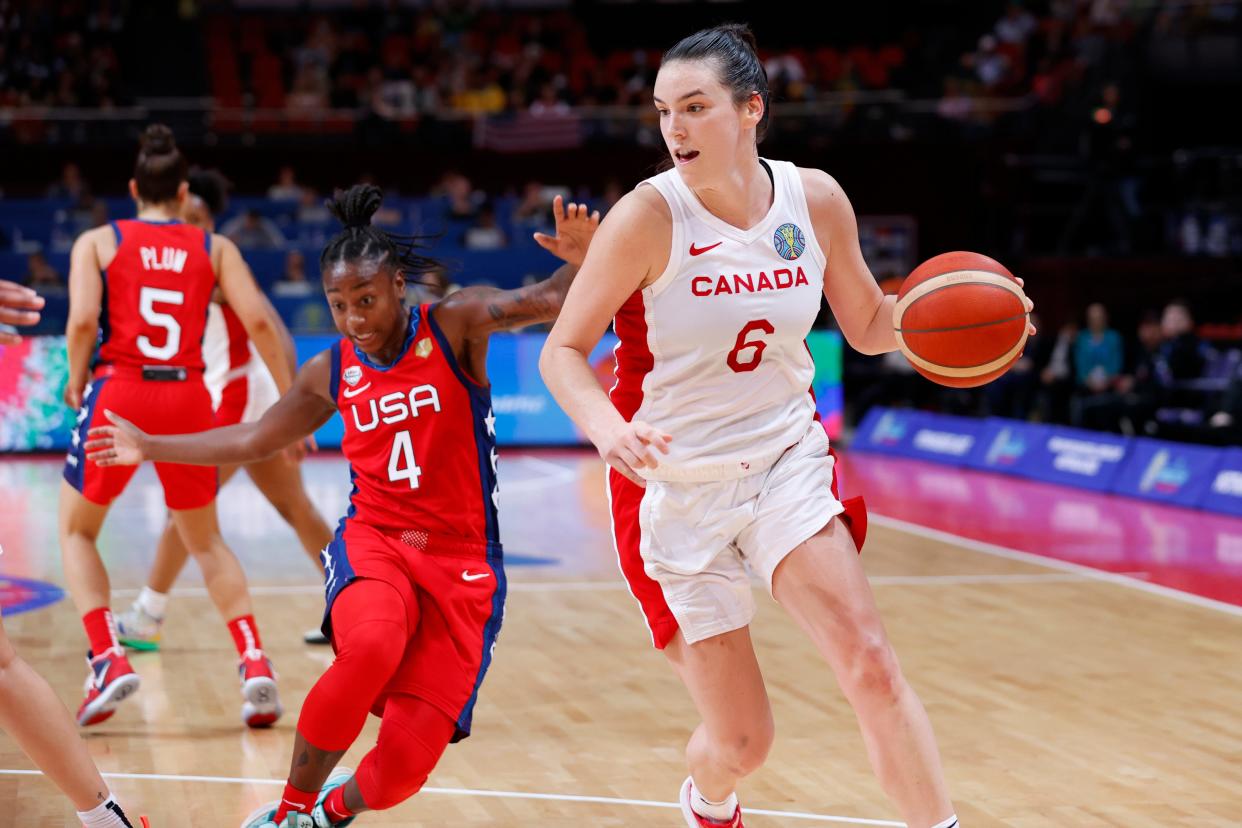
[1,451,1240,826]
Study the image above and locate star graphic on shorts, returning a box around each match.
[489,448,498,475]
[484,408,496,437]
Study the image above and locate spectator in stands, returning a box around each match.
[25,252,64,294]
[407,265,455,306]
[1156,300,1209,387]
[268,166,304,201]
[1116,311,1166,435]
[513,181,553,227]
[435,171,483,220]
[995,2,1039,45]
[46,163,89,202]
[1037,320,1078,423]
[272,250,314,297]
[291,192,332,248]
[599,178,624,215]
[529,81,570,117]
[463,202,507,250]
[220,209,287,250]
[1071,303,1124,428]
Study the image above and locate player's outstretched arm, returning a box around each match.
[213,234,297,394]
[0,279,44,345]
[435,195,599,338]
[86,349,337,467]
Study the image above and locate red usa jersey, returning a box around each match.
[97,219,216,371]
[331,304,499,540]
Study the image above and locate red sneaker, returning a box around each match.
[76,648,141,727]
[239,650,283,728]
[679,777,744,828]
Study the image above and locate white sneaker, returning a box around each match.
[679,777,744,827]
[116,603,163,651]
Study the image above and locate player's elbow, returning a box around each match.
[538,338,575,383]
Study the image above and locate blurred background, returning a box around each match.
[2,0,1241,451]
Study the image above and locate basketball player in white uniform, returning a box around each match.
[116,169,335,648]
[544,23,1030,828]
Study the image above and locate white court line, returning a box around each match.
[871,512,1242,619]
[0,769,903,826]
[111,571,1119,600]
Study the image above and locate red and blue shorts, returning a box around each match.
[63,366,218,511]
[321,519,505,742]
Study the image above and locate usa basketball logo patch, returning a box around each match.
[773,223,805,260]
[343,365,363,386]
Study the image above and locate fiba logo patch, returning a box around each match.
[773,223,805,260]
[343,365,363,387]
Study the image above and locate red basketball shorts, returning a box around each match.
[63,372,218,510]
[320,519,505,741]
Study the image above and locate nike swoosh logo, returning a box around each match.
[462,570,491,582]
[341,382,372,399]
[689,241,723,256]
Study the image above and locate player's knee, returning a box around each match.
[841,633,903,708]
[710,717,774,778]
[335,619,406,675]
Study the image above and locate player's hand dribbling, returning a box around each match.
[84,410,148,467]
[597,420,672,487]
[533,195,601,267]
[0,279,44,346]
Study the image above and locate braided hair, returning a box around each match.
[320,184,442,282]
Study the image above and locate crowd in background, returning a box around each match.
[2,1,1231,124]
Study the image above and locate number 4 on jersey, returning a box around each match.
[388,431,423,489]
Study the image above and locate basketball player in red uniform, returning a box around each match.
[60,125,294,729]
[87,184,598,827]
[0,281,146,826]
[542,25,1030,828]
[115,168,334,651]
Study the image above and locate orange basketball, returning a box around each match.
[894,251,1029,389]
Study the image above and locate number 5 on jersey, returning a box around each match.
[388,430,423,488]
[137,286,185,361]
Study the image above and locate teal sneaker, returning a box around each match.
[312,767,356,827]
[237,806,313,828]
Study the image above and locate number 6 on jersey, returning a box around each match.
[388,430,422,488]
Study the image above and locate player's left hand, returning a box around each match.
[0,279,44,345]
[84,410,148,467]
[533,195,600,267]
[1015,277,1037,336]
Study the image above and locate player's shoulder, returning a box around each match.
[795,166,845,205]
[73,223,115,249]
[612,184,673,230]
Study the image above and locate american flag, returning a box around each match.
[473,112,584,153]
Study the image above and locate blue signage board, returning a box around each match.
[1005,425,1131,492]
[1199,447,1242,517]
[1113,437,1224,507]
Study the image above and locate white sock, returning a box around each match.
[136,587,168,620]
[77,795,136,827]
[930,816,959,828]
[691,784,738,823]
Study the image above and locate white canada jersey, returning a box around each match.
[202,302,254,398]
[610,158,826,482]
